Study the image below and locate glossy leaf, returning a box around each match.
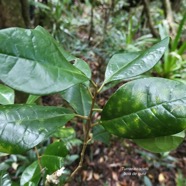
[0,26,88,95]
[41,155,64,174]
[44,141,68,157]
[58,47,91,80]
[0,84,14,105]
[73,58,91,80]
[0,105,75,154]
[101,77,186,139]
[54,127,82,150]
[61,84,92,116]
[20,161,41,186]
[104,37,169,84]
[26,95,40,104]
[133,131,185,153]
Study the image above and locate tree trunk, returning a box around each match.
[0,0,30,28]
[0,0,30,103]
[142,0,159,38]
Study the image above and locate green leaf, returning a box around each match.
[143,176,153,186]
[101,77,186,139]
[0,162,9,171]
[44,141,68,157]
[104,37,169,84]
[0,26,88,95]
[41,155,64,174]
[0,105,75,154]
[20,161,41,186]
[171,12,186,51]
[93,125,111,144]
[104,52,141,83]
[59,47,76,62]
[26,95,40,104]
[73,58,91,80]
[58,47,91,79]
[54,127,82,150]
[133,131,185,153]
[0,84,14,105]
[0,171,11,186]
[54,127,76,139]
[61,84,92,116]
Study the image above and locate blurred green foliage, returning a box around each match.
[29,0,186,75]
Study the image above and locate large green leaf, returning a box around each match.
[0,84,14,105]
[61,84,92,116]
[104,37,169,84]
[101,77,186,139]
[0,26,88,95]
[133,131,185,153]
[0,105,75,154]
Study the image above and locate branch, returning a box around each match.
[67,83,98,183]
[163,0,176,36]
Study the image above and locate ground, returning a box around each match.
[64,138,186,186]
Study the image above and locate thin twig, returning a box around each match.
[34,147,42,172]
[75,114,89,120]
[92,108,102,112]
[91,122,100,127]
[67,83,98,183]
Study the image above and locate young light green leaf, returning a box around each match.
[0,105,75,154]
[26,95,40,104]
[0,26,88,95]
[133,131,185,153]
[20,161,41,186]
[54,127,82,150]
[101,77,186,139]
[104,37,169,84]
[61,84,92,116]
[0,84,14,105]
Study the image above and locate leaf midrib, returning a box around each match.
[0,53,88,78]
[105,53,141,81]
